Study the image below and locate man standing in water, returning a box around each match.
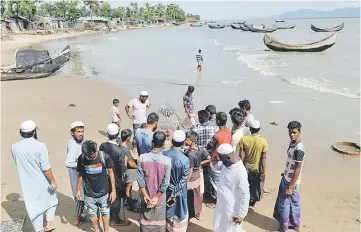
[125,91,151,153]
[273,121,305,232]
[12,120,58,232]
[65,121,85,226]
[196,49,203,72]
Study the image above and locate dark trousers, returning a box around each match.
[110,191,123,220]
[132,123,146,148]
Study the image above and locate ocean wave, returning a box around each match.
[222,45,245,52]
[211,39,221,46]
[237,53,282,76]
[284,77,361,99]
[221,80,243,86]
[268,101,284,104]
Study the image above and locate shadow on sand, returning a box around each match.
[244,208,279,231]
[1,192,75,232]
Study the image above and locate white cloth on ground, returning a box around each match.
[12,138,59,221]
[212,161,250,232]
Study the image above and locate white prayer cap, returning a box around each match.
[20,120,36,132]
[70,121,84,129]
[249,120,261,129]
[217,143,233,155]
[172,130,186,142]
[107,123,119,135]
[140,91,148,96]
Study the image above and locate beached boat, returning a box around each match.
[246,24,277,33]
[263,33,337,52]
[1,45,70,81]
[311,22,344,32]
[172,22,180,26]
[277,24,296,29]
[239,24,250,31]
[190,23,202,27]
[231,23,242,29]
[208,23,225,29]
[275,20,285,22]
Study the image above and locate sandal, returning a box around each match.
[44,224,56,232]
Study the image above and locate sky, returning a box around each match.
[107,0,360,20]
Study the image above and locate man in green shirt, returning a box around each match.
[239,120,268,207]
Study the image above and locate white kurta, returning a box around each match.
[12,138,58,220]
[212,161,250,232]
[65,137,84,200]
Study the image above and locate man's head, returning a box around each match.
[139,91,149,103]
[70,121,84,142]
[107,123,119,140]
[185,130,198,147]
[287,121,302,142]
[147,112,159,131]
[198,49,201,53]
[152,131,166,148]
[249,120,261,134]
[229,107,242,117]
[172,130,186,148]
[121,129,132,143]
[20,120,37,140]
[238,99,251,114]
[198,110,210,124]
[231,111,244,127]
[82,140,98,160]
[205,105,216,118]
[187,86,195,96]
[113,98,119,107]
[216,112,227,127]
[217,143,235,167]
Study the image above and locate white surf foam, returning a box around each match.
[237,53,280,76]
[211,39,221,46]
[222,45,245,52]
[284,77,361,99]
[268,101,284,104]
[221,80,243,86]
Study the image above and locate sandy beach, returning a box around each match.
[1,28,360,232]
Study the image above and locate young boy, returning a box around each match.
[119,129,138,211]
[110,99,121,128]
[273,121,305,232]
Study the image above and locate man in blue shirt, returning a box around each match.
[135,113,159,155]
[164,130,190,232]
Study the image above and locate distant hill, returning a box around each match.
[270,7,360,19]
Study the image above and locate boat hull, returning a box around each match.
[311,22,344,32]
[208,23,225,29]
[263,33,337,52]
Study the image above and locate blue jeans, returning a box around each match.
[84,194,110,219]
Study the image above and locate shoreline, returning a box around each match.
[1,24,360,232]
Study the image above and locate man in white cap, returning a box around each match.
[65,121,85,226]
[212,143,249,232]
[238,120,268,208]
[163,130,190,232]
[12,120,59,232]
[125,91,151,153]
[99,123,137,225]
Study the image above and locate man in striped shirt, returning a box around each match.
[196,49,203,72]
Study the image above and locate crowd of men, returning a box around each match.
[11,86,306,232]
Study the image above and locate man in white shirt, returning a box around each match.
[125,91,151,153]
[230,111,250,154]
[238,99,254,128]
[211,143,249,232]
[110,99,121,128]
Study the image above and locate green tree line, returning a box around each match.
[0,0,200,22]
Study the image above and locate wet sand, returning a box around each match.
[1,29,359,232]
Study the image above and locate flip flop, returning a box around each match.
[44,225,56,232]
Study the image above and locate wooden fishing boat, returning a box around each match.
[190,23,202,27]
[208,23,225,29]
[246,24,277,33]
[239,24,249,31]
[1,45,70,81]
[231,23,242,29]
[263,33,337,52]
[311,22,344,32]
[172,22,180,26]
[275,20,285,22]
[277,24,296,29]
